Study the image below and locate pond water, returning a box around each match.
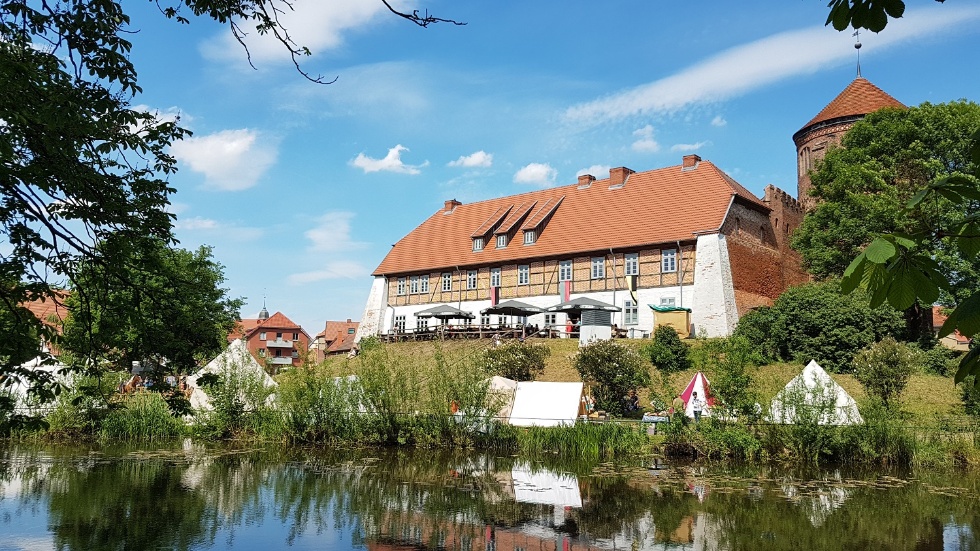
[1,442,978,551]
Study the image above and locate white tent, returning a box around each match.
[3,356,70,415]
[511,462,582,507]
[488,375,518,422]
[185,339,277,412]
[769,360,863,425]
[508,381,584,427]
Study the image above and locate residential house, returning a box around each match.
[310,319,360,362]
[357,154,807,340]
[932,306,972,352]
[229,306,311,368]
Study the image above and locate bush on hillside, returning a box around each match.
[962,376,980,417]
[642,325,691,374]
[853,337,917,409]
[482,340,550,381]
[732,281,905,372]
[574,340,650,417]
[919,344,959,377]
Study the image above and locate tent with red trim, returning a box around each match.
[680,371,716,418]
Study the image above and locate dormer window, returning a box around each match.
[524,230,536,245]
[496,234,507,248]
[472,237,484,251]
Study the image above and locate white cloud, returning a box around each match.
[174,216,219,230]
[711,115,727,127]
[350,144,428,174]
[577,165,610,178]
[303,212,366,253]
[514,163,558,187]
[170,129,277,191]
[631,125,660,153]
[448,150,493,168]
[565,6,980,125]
[287,261,369,285]
[200,0,397,65]
[671,141,710,152]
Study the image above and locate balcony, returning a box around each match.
[270,357,293,365]
[266,339,293,348]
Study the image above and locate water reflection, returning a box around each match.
[1,442,978,551]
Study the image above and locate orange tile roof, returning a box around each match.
[318,320,360,354]
[23,291,69,331]
[231,311,309,341]
[228,318,262,341]
[801,77,905,131]
[374,159,767,276]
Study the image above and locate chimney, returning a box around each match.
[346,318,352,323]
[444,199,461,213]
[577,174,595,188]
[608,167,634,187]
[682,154,701,169]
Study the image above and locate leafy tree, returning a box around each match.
[709,336,760,419]
[852,337,917,408]
[0,0,455,393]
[792,102,980,342]
[642,325,691,374]
[482,340,550,381]
[574,340,650,416]
[60,238,243,374]
[733,281,905,373]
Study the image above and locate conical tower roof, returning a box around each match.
[795,77,904,142]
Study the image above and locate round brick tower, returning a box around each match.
[793,77,904,209]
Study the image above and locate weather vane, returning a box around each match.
[853,29,862,78]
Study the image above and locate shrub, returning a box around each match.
[962,376,980,417]
[918,344,959,377]
[733,281,905,372]
[852,337,916,409]
[574,340,649,416]
[642,325,690,374]
[730,306,781,364]
[100,392,183,440]
[710,336,759,420]
[482,340,550,381]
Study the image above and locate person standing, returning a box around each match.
[671,393,685,423]
[691,391,705,422]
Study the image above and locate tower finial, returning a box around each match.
[853,29,862,78]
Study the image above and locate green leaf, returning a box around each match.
[939,292,980,338]
[864,237,897,264]
[884,263,918,310]
[866,6,888,32]
[953,345,980,385]
[906,188,930,208]
[841,252,867,294]
[831,1,851,30]
[883,0,905,19]
[958,221,980,258]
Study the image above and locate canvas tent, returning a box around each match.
[681,371,717,418]
[488,375,518,422]
[3,356,70,416]
[185,339,277,411]
[769,360,863,425]
[508,381,584,427]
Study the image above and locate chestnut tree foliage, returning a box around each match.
[0,0,456,396]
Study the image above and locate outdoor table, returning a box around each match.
[641,413,671,434]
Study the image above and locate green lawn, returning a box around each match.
[325,337,969,421]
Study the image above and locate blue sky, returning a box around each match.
[124,1,980,335]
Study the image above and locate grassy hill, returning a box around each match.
[323,337,968,420]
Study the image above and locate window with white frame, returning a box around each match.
[496,234,507,248]
[442,272,452,292]
[662,249,677,273]
[260,332,266,341]
[394,315,406,333]
[472,237,484,251]
[258,348,266,357]
[419,275,429,293]
[661,297,676,307]
[559,260,573,282]
[518,265,529,285]
[467,270,478,290]
[490,267,501,287]
[544,313,556,327]
[416,318,429,331]
[624,300,638,325]
[591,257,605,279]
[480,314,490,326]
[625,253,639,276]
[410,275,420,294]
[524,230,536,244]
[397,278,406,295]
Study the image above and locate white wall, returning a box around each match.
[690,233,739,337]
